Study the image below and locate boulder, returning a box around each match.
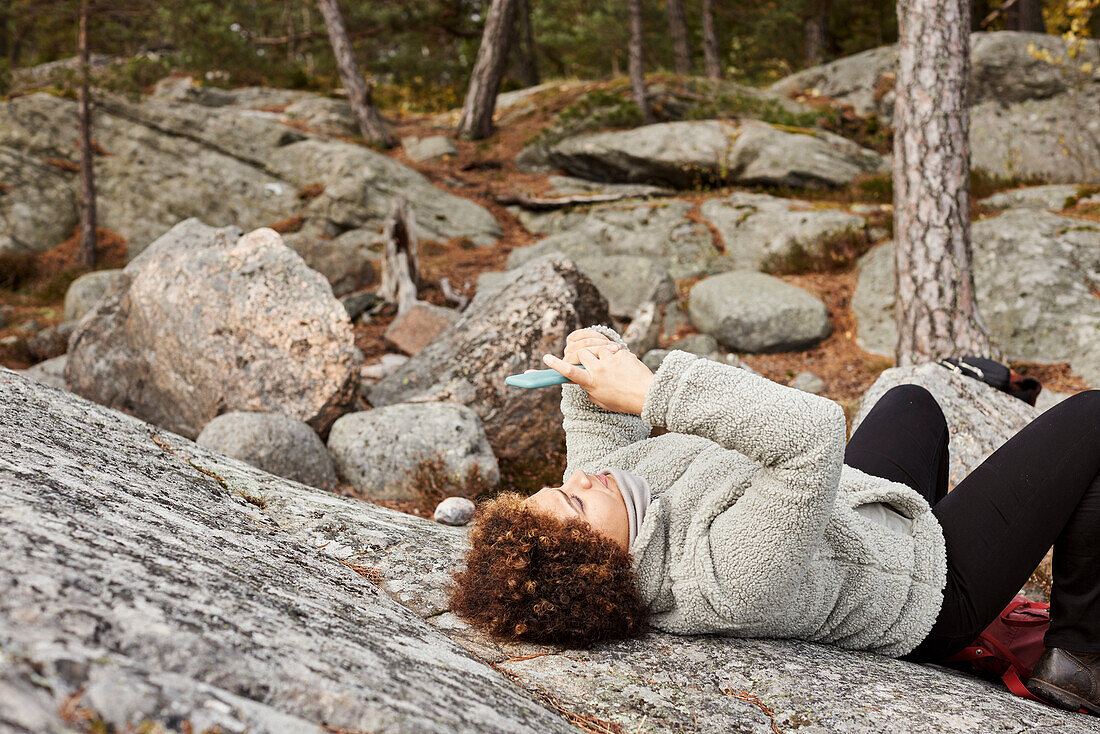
[573,255,676,319]
[433,497,477,526]
[366,256,611,460]
[18,354,68,390]
[196,412,337,490]
[281,225,379,297]
[689,271,832,352]
[327,404,499,501]
[402,135,459,162]
[26,321,74,361]
[507,199,728,279]
[0,146,78,255]
[853,363,1038,489]
[64,269,126,322]
[699,192,867,270]
[384,302,461,355]
[547,119,885,189]
[547,175,673,197]
[66,219,360,439]
[282,96,359,137]
[853,211,1100,385]
[980,184,1081,211]
[667,333,719,355]
[0,369,573,734]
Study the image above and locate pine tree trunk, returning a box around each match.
[77,0,97,268]
[803,0,830,67]
[512,0,540,87]
[666,0,692,75]
[458,0,521,140]
[316,0,394,148]
[893,0,998,365]
[702,0,722,79]
[628,0,653,122]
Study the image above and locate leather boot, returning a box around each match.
[1026,647,1100,715]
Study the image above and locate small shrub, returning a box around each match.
[268,215,303,234]
[761,228,874,275]
[0,253,38,291]
[297,182,325,200]
[409,453,496,515]
[856,173,893,203]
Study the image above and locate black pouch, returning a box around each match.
[938,357,1042,406]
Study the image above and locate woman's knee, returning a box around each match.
[1046,389,1100,421]
[879,384,945,419]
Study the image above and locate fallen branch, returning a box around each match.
[721,687,782,734]
[439,277,470,311]
[494,189,672,211]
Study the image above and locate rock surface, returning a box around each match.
[0,370,572,734]
[63,269,126,322]
[790,371,827,394]
[433,497,477,526]
[282,96,359,137]
[853,363,1039,488]
[196,411,337,490]
[281,225,379,297]
[66,219,360,439]
[689,270,832,352]
[367,256,611,460]
[853,211,1100,385]
[548,119,885,189]
[0,146,78,254]
[18,354,68,390]
[384,302,461,355]
[402,135,459,162]
[26,321,74,361]
[327,404,499,501]
[979,184,1081,211]
[572,255,677,319]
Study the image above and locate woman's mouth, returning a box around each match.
[592,473,610,488]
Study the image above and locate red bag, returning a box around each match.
[943,595,1050,701]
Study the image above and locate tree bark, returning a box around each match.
[1004,0,1045,32]
[803,0,831,67]
[701,0,722,79]
[893,0,998,365]
[666,0,692,75]
[316,0,394,148]
[457,0,521,140]
[378,198,421,315]
[511,0,540,87]
[628,0,653,123]
[77,0,97,268]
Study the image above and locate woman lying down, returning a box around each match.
[451,326,1100,715]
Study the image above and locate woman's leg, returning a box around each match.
[844,384,950,506]
[908,390,1100,662]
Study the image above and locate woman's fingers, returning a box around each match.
[563,340,619,364]
[543,354,593,386]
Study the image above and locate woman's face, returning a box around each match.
[523,470,630,551]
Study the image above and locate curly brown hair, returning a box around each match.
[450,492,648,647]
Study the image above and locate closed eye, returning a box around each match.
[570,494,585,513]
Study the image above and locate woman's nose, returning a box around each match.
[568,470,593,489]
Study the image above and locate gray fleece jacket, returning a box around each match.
[561,326,947,657]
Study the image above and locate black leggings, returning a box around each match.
[844,384,1100,661]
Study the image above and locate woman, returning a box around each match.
[451,326,1100,714]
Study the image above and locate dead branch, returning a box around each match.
[439,277,470,311]
[378,197,420,315]
[494,190,672,211]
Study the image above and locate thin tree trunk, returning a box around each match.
[893,0,998,364]
[316,0,394,148]
[378,198,420,315]
[666,0,692,74]
[77,0,97,268]
[970,0,990,30]
[1004,0,1044,32]
[458,0,521,140]
[512,0,540,87]
[701,0,722,79]
[628,0,653,122]
[803,0,830,67]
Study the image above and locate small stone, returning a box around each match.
[668,333,718,355]
[789,371,827,394]
[642,349,670,371]
[402,135,458,162]
[360,353,409,381]
[0,335,21,348]
[16,319,42,334]
[384,302,460,355]
[433,497,476,526]
[341,290,383,321]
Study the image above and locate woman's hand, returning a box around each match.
[542,329,653,415]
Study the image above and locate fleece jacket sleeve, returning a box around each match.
[641,350,847,615]
[561,324,652,479]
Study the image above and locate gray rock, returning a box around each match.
[689,271,832,352]
[642,348,671,371]
[980,184,1081,211]
[790,371,827,394]
[700,192,867,270]
[340,290,383,321]
[0,369,573,734]
[853,211,1100,385]
[367,256,610,460]
[283,96,358,137]
[853,363,1038,488]
[0,146,78,255]
[572,255,676,318]
[360,353,409,382]
[327,404,499,501]
[547,175,674,198]
[668,333,719,355]
[64,269,125,322]
[384,302,461,356]
[18,354,68,390]
[284,226,381,297]
[26,321,75,361]
[66,220,360,439]
[508,199,728,279]
[621,301,661,355]
[196,412,337,491]
[15,318,42,333]
[433,497,477,526]
[402,135,459,162]
[548,119,884,189]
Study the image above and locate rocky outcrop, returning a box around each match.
[0,370,572,734]
[282,96,359,137]
[196,412,337,490]
[0,146,78,255]
[327,404,500,500]
[7,370,1094,732]
[547,119,885,189]
[853,210,1100,385]
[0,92,501,260]
[402,135,459,162]
[853,363,1039,489]
[66,220,360,438]
[366,256,611,460]
[980,184,1081,211]
[689,270,832,352]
